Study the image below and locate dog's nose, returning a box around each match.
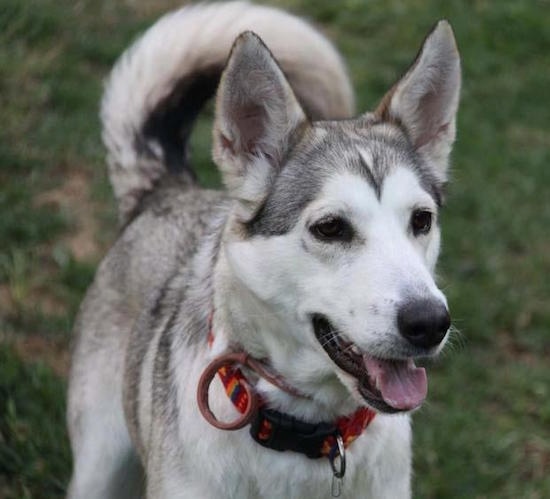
[397,298,450,349]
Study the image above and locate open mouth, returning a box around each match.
[312,314,427,413]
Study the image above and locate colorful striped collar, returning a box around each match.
[216,360,376,458]
[198,320,377,493]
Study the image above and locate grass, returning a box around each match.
[0,0,548,497]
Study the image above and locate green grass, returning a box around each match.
[0,345,70,499]
[1,0,548,497]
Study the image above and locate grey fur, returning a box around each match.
[246,119,444,237]
[67,184,226,497]
[69,88,445,499]
[68,6,460,497]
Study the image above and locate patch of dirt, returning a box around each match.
[10,169,102,375]
[0,284,15,317]
[34,288,69,317]
[14,335,70,378]
[35,170,100,261]
[507,125,550,148]
[495,330,543,368]
[2,268,70,320]
[521,439,550,482]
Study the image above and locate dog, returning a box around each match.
[67,2,461,498]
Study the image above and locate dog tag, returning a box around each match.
[331,475,343,497]
[329,434,346,497]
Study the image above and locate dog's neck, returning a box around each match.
[211,250,361,422]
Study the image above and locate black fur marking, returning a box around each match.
[142,66,222,174]
[151,306,180,435]
[123,279,178,458]
[356,124,445,207]
[358,153,381,200]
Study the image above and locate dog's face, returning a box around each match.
[213,24,460,414]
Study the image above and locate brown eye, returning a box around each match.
[310,217,353,242]
[411,210,432,236]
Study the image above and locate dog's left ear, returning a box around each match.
[376,21,461,182]
[213,31,308,210]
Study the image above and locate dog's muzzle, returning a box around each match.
[312,314,436,413]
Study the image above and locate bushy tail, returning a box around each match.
[101,1,354,225]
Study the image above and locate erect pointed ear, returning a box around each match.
[213,31,308,207]
[375,21,461,182]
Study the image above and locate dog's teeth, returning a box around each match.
[351,345,361,356]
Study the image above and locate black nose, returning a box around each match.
[397,298,450,349]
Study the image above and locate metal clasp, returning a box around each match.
[329,434,346,497]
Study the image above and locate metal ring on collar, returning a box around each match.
[329,434,346,479]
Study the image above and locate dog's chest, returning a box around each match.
[157,362,412,498]
[170,436,399,499]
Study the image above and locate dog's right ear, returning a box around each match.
[375,21,461,184]
[213,32,308,212]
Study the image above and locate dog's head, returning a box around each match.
[213,22,460,414]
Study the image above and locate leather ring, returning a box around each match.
[197,352,259,430]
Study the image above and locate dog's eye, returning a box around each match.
[310,217,353,242]
[411,209,432,236]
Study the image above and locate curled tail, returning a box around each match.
[101,1,355,224]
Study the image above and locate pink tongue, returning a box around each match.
[363,355,427,410]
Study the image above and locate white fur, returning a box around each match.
[166,166,449,497]
[222,169,447,411]
[139,339,412,498]
[69,5,459,498]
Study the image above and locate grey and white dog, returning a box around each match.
[67,2,461,498]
